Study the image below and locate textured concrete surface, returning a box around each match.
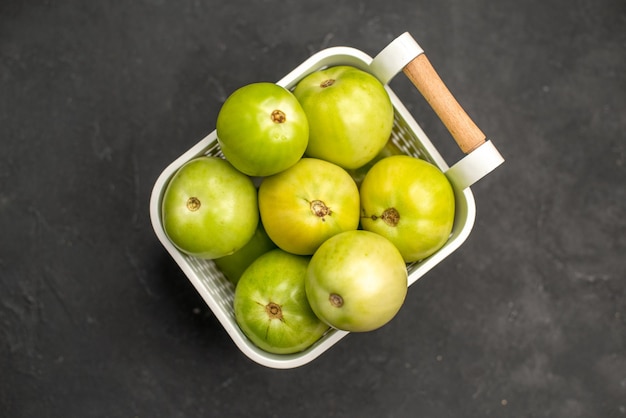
[1,1,624,417]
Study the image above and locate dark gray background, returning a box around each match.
[1,1,624,417]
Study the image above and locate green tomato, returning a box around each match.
[305,230,408,332]
[258,158,360,255]
[293,65,394,170]
[359,155,455,263]
[213,222,277,285]
[234,249,330,354]
[216,82,309,177]
[161,156,258,259]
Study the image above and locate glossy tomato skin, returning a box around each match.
[359,155,455,263]
[258,158,360,255]
[293,66,394,170]
[161,156,258,259]
[216,82,309,177]
[213,222,277,285]
[234,249,329,354]
[305,230,408,332]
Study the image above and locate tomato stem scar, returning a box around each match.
[186,197,201,211]
[271,109,286,123]
[329,293,344,307]
[265,302,283,320]
[310,199,331,220]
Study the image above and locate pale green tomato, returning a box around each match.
[234,249,329,354]
[258,158,360,255]
[213,223,277,285]
[293,65,394,170]
[359,155,455,263]
[161,156,258,259]
[216,82,309,177]
[305,230,408,332]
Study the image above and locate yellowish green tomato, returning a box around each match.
[293,65,394,170]
[258,158,360,255]
[234,249,329,354]
[161,156,258,259]
[359,155,455,262]
[216,82,309,177]
[305,230,408,332]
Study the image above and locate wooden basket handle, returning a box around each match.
[403,54,486,154]
[369,32,504,189]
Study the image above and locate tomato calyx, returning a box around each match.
[329,293,344,307]
[309,199,331,220]
[186,196,201,212]
[265,301,283,320]
[270,109,286,123]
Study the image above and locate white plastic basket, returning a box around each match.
[149,33,504,369]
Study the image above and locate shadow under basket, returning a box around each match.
[149,32,504,369]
